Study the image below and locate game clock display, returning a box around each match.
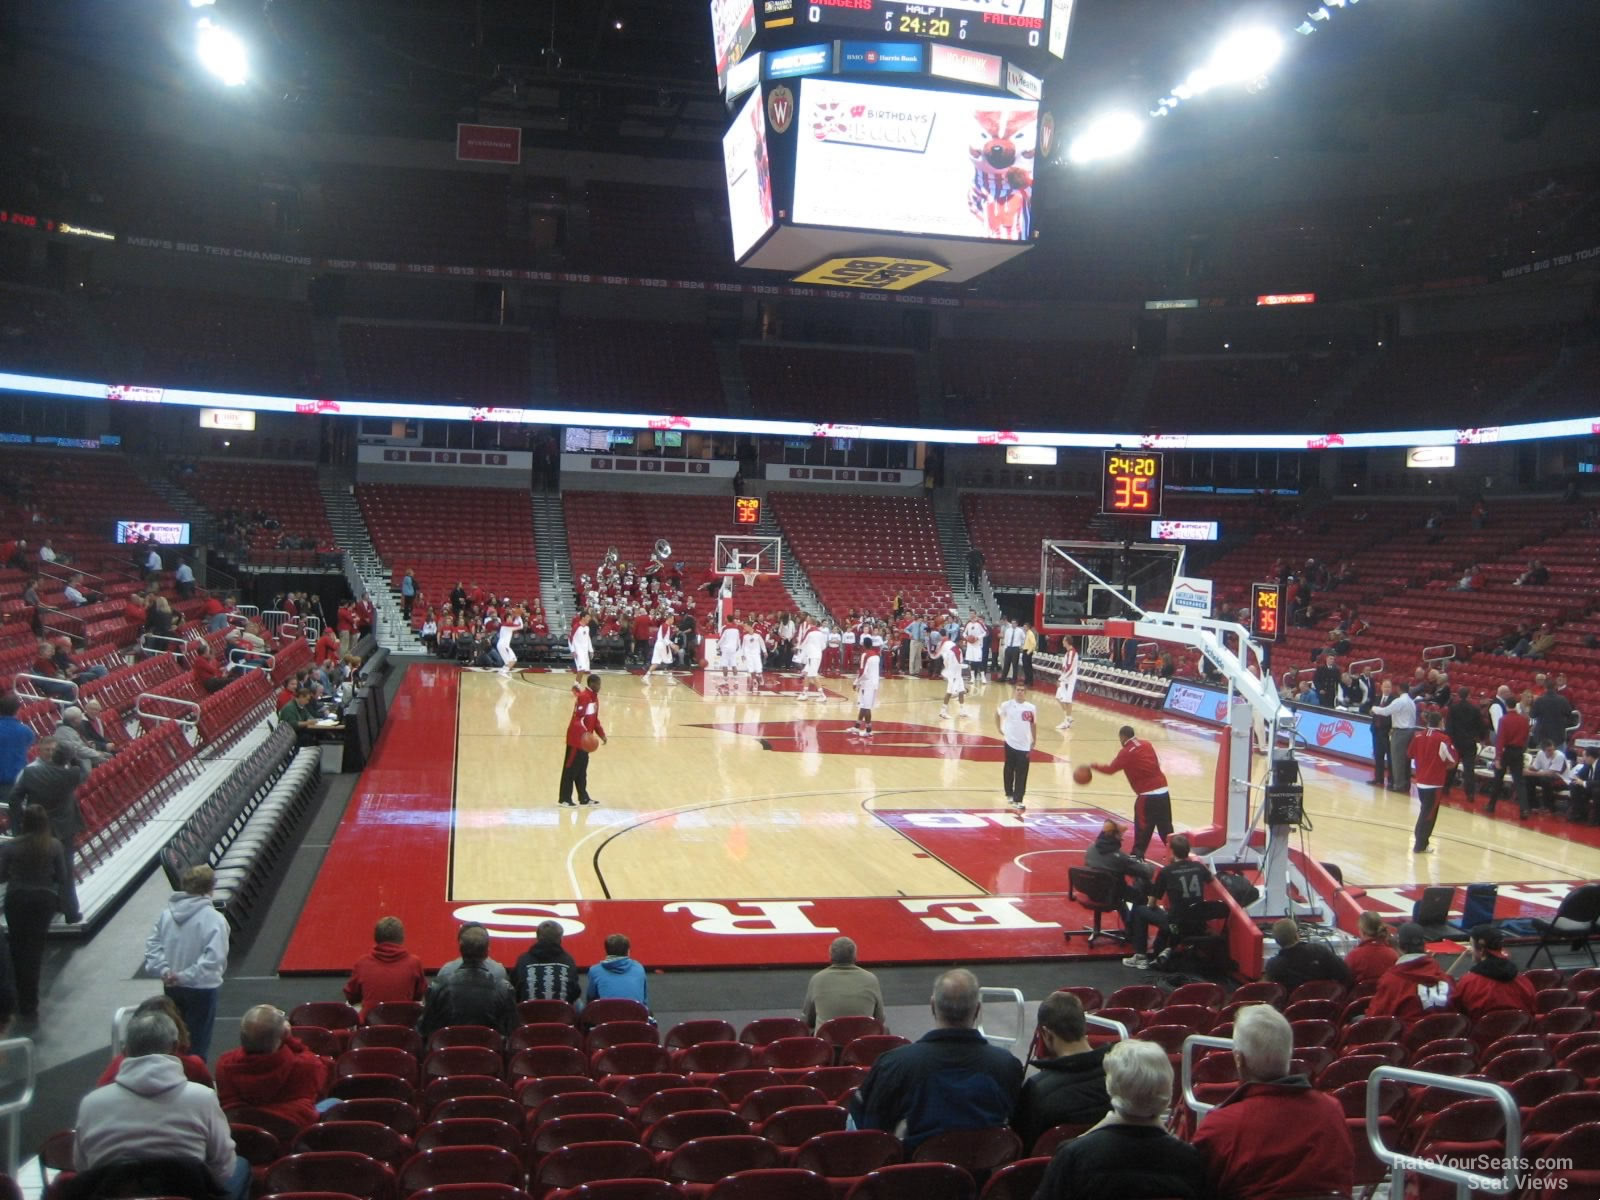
[1099,450,1163,516]
[734,496,763,525]
[1250,582,1282,643]
[804,0,1048,53]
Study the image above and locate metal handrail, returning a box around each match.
[977,987,1026,1048]
[9,673,78,705]
[236,605,260,620]
[1085,1013,1130,1041]
[1367,1066,1521,1199]
[140,633,188,655]
[135,692,201,726]
[260,608,291,634]
[1180,1033,1235,1117]
[0,1036,37,1175]
[228,647,276,673]
[1350,656,1385,676]
[1423,643,1458,664]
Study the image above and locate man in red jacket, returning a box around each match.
[343,916,426,1020]
[1091,726,1174,858]
[215,1005,332,1130]
[559,673,607,807]
[1192,1004,1353,1200]
[1455,925,1536,1020]
[1489,696,1530,817]
[1367,923,1455,1020]
[1410,710,1458,853]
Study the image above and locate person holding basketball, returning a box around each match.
[558,673,606,807]
[1089,726,1174,858]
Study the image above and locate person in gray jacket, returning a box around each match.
[144,865,230,1061]
[7,738,85,854]
[74,1010,247,1200]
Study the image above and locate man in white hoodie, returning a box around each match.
[144,865,230,1061]
[75,1010,246,1200]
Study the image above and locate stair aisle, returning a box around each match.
[317,470,424,654]
[530,491,573,629]
[933,489,994,621]
[754,501,823,621]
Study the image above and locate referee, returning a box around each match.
[1091,726,1174,858]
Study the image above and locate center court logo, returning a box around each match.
[1316,719,1355,746]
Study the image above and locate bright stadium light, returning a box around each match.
[196,18,249,86]
[1208,27,1285,85]
[1068,111,1144,165]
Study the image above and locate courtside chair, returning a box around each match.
[1063,869,1126,946]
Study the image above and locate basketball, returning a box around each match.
[1073,766,1093,785]
[580,731,602,753]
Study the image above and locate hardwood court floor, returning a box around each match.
[449,666,1600,901]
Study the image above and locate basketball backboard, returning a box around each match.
[713,534,782,587]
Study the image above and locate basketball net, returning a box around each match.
[740,566,758,589]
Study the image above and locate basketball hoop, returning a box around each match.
[740,567,758,589]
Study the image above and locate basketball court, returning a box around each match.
[281,649,1600,974]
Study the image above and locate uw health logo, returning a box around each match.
[1316,718,1356,746]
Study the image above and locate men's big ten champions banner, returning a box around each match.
[1167,575,1214,617]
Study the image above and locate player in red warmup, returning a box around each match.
[1091,726,1174,858]
[559,673,607,808]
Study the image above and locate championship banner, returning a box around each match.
[1167,574,1214,617]
[455,123,522,164]
[793,257,949,290]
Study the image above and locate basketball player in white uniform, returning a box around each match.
[852,635,881,736]
[739,623,766,686]
[569,613,593,675]
[644,613,676,679]
[1055,639,1079,729]
[496,605,522,675]
[938,632,967,720]
[963,612,988,688]
[718,620,742,676]
[799,620,828,698]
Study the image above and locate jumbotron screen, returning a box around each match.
[792,79,1037,242]
[723,87,775,261]
[710,0,757,92]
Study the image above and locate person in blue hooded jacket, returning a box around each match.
[586,932,648,1006]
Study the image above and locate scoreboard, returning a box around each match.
[800,0,1051,54]
[1100,450,1164,517]
[1250,582,1282,643]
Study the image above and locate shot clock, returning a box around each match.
[734,496,763,525]
[1250,582,1282,643]
[1100,450,1164,517]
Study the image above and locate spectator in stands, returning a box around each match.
[586,932,648,1007]
[145,595,176,640]
[1530,678,1574,750]
[850,968,1023,1152]
[1083,819,1155,926]
[1524,739,1575,814]
[355,592,375,640]
[54,704,113,767]
[1489,696,1531,817]
[215,1004,332,1130]
[1311,654,1340,708]
[143,864,230,1061]
[436,920,509,984]
[343,915,426,1020]
[1454,925,1536,1020]
[1192,1004,1352,1200]
[277,686,321,743]
[73,1011,247,1200]
[1367,923,1454,1020]
[61,574,90,606]
[420,923,515,1038]
[0,802,80,1018]
[22,576,43,614]
[419,610,438,654]
[1444,686,1485,800]
[0,693,35,795]
[202,591,228,632]
[37,538,65,566]
[8,738,85,855]
[143,544,163,580]
[1526,623,1558,658]
[1370,678,1417,793]
[1033,1039,1201,1200]
[173,559,195,599]
[188,642,231,694]
[1345,912,1399,985]
[1514,559,1550,586]
[802,936,885,1030]
[4,539,28,572]
[1264,919,1353,992]
[100,995,214,1088]
[512,919,581,1005]
[1122,833,1211,971]
[1012,990,1110,1152]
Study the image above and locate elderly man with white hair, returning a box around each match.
[1192,1003,1353,1200]
[1033,1039,1203,1200]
